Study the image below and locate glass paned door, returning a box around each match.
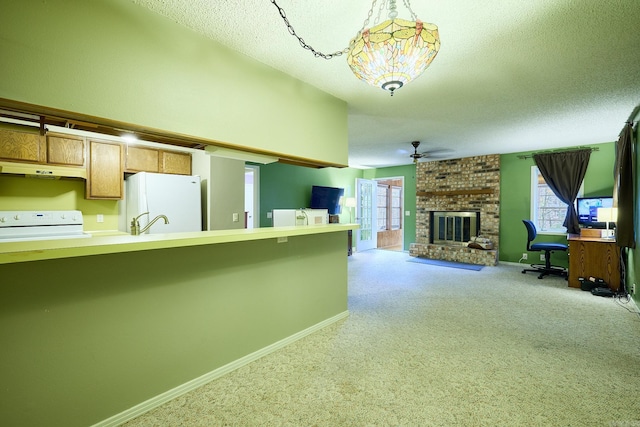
[356,178,377,251]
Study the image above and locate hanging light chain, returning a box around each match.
[269,0,346,59]
[402,0,418,21]
[269,0,381,59]
[373,0,386,26]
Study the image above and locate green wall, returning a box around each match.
[499,142,616,265]
[0,0,347,165]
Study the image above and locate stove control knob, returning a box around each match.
[13,215,20,221]
[61,214,66,220]
[0,217,6,223]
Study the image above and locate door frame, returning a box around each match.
[244,165,260,228]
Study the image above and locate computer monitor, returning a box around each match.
[576,196,614,229]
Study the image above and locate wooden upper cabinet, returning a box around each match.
[126,146,160,173]
[86,140,124,200]
[46,133,85,166]
[0,127,46,163]
[161,150,191,175]
[0,128,85,167]
[125,145,191,175]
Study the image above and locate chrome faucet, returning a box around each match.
[130,212,169,235]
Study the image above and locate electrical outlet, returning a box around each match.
[540,254,546,261]
[632,283,636,295]
[522,253,528,260]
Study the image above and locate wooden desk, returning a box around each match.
[568,234,620,291]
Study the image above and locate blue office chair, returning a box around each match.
[521,220,568,279]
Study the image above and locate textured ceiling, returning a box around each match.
[131,0,640,168]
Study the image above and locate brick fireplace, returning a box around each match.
[410,154,500,266]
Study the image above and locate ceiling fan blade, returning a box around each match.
[406,140,454,163]
[421,148,455,159]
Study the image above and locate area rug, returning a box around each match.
[407,257,484,271]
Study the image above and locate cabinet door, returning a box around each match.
[161,151,191,175]
[47,134,85,166]
[0,128,45,163]
[568,240,621,291]
[86,140,124,200]
[126,146,160,173]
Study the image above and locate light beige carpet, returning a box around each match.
[124,250,640,426]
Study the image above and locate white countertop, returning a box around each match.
[0,224,358,264]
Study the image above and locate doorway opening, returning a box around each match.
[355,176,404,252]
[244,165,260,229]
[375,177,404,251]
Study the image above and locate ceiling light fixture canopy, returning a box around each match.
[270,0,440,96]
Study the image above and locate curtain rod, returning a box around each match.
[517,146,598,160]
[620,105,640,136]
[626,105,640,124]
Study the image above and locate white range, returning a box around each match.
[0,210,91,242]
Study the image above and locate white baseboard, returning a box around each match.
[92,310,350,427]
[500,261,527,267]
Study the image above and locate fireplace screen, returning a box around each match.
[431,211,480,246]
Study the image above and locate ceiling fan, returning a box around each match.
[409,140,451,164]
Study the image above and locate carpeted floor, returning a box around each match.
[124,250,640,426]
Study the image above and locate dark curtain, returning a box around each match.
[614,122,636,248]
[533,149,591,235]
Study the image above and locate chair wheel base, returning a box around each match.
[522,264,567,280]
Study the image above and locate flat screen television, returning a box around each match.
[310,185,344,215]
[576,196,614,229]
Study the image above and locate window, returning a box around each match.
[377,184,388,231]
[391,186,402,230]
[377,183,403,231]
[530,166,582,233]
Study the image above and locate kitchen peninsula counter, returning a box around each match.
[1,223,356,426]
[0,223,358,264]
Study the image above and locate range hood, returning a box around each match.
[0,161,87,179]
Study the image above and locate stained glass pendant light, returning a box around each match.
[270,0,440,96]
[346,0,440,95]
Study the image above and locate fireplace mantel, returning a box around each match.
[416,189,494,197]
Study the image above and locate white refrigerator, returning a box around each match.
[125,172,202,234]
